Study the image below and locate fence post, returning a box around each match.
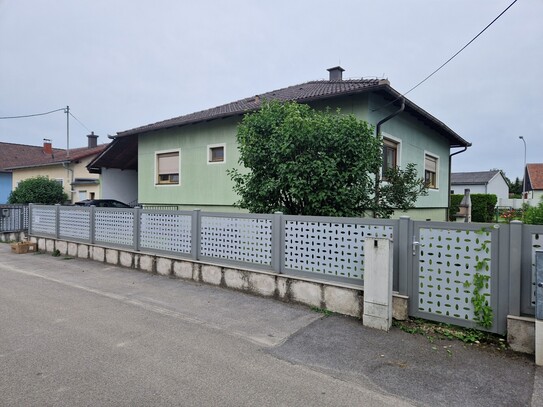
[55,204,60,239]
[89,206,95,245]
[271,212,283,274]
[133,207,141,251]
[508,220,523,316]
[535,251,543,366]
[397,216,410,296]
[19,206,24,232]
[191,209,201,261]
[28,204,33,235]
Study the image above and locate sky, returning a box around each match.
[0,0,541,181]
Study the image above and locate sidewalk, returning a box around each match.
[1,243,541,406]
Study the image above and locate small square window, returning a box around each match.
[208,144,225,164]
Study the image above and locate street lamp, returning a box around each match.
[519,136,526,202]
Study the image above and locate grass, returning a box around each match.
[311,306,333,317]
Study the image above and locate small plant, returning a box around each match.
[467,228,493,329]
[52,249,61,257]
[311,306,333,317]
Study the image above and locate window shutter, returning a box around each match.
[158,153,178,174]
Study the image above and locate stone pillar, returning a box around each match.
[535,251,543,366]
[455,188,472,223]
[363,237,393,331]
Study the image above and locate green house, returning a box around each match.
[88,67,470,220]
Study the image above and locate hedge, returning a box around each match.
[449,194,497,223]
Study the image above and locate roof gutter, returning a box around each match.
[373,98,405,218]
[447,146,470,219]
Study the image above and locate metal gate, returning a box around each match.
[409,221,508,334]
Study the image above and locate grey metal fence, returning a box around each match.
[0,204,29,232]
[28,204,543,335]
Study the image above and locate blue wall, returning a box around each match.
[0,172,12,203]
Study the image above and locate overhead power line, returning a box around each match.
[0,107,65,119]
[373,0,518,111]
[69,112,91,132]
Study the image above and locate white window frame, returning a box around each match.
[207,143,226,165]
[424,151,439,190]
[54,178,64,187]
[155,149,181,186]
[381,133,401,179]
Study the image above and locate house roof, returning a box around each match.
[4,143,108,170]
[88,68,470,173]
[526,163,543,191]
[451,170,502,185]
[0,142,64,172]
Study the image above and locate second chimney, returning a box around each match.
[43,139,52,155]
[87,132,98,148]
[327,66,345,81]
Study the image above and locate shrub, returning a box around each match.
[523,197,543,225]
[449,194,497,223]
[8,176,68,204]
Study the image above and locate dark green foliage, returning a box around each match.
[449,194,497,223]
[509,177,523,195]
[8,176,68,204]
[229,101,427,217]
[523,197,543,225]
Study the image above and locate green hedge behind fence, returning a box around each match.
[449,194,497,223]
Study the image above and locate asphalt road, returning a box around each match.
[0,244,540,406]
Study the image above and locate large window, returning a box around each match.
[382,138,398,177]
[156,151,180,185]
[425,154,438,189]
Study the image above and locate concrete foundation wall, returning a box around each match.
[27,236,409,322]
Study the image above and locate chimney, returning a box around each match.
[43,139,52,155]
[87,131,98,148]
[327,66,345,81]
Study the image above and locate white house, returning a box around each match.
[451,170,509,202]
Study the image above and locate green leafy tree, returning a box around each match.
[509,177,523,196]
[523,197,543,225]
[8,176,68,204]
[229,101,427,217]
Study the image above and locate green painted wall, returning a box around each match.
[138,92,454,219]
[138,116,242,206]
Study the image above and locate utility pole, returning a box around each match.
[519,136,526,203]
[65,105,70,158]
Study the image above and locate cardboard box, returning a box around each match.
[10,242,37,254]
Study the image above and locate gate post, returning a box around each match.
[363,237,393,331]
[536,251,543,366]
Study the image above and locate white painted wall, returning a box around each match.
[486,175,510,201]
[451,184,486,195]
[100,168,138,204]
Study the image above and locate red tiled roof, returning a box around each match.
[1,142,108,171]
[526,163,543,190]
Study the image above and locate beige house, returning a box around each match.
[7,134,108,203]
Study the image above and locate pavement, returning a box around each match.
[1,242,542,406]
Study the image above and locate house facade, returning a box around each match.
[89,67,470,220]
[6,135,107,204]
[450,170,509,202]
[525,163,543,202]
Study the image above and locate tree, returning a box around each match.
[229,101,427,218]
[8,176,68,204]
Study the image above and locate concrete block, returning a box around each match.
[139,255,155,273]
[224,268,248,290]
[363,314,390,331]
[507,316,535,354]
[67,242,78,257]
[536,320,543,366]
[119,251,134,268]
[248,273,276,297]
[38,238,46,252]
[201,265,222,285]
[324,286,361,317]
[173,261,194,280]
[364,302,389,319]
[105,249,119,265]
[56,240,68,255]
[29,237,38,244]
[156,258,172,276]
[277,277,289,299]
[392,295,409,321]
[92,246,105,262]
[290,280,322,307]
[45,239,55,253]
[77,244,89,259]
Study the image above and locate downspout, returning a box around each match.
[448,146,469,220]
[373,98,405,218]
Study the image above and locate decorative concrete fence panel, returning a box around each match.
[139,210,192,255]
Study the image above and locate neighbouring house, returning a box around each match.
[525,163,543,202]
[0,141,64,203]
[450,170,509,202]
[88,66,471,220]
[5,134,108,204]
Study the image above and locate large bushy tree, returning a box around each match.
[8,176,68,204]
[229,101,427,218]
